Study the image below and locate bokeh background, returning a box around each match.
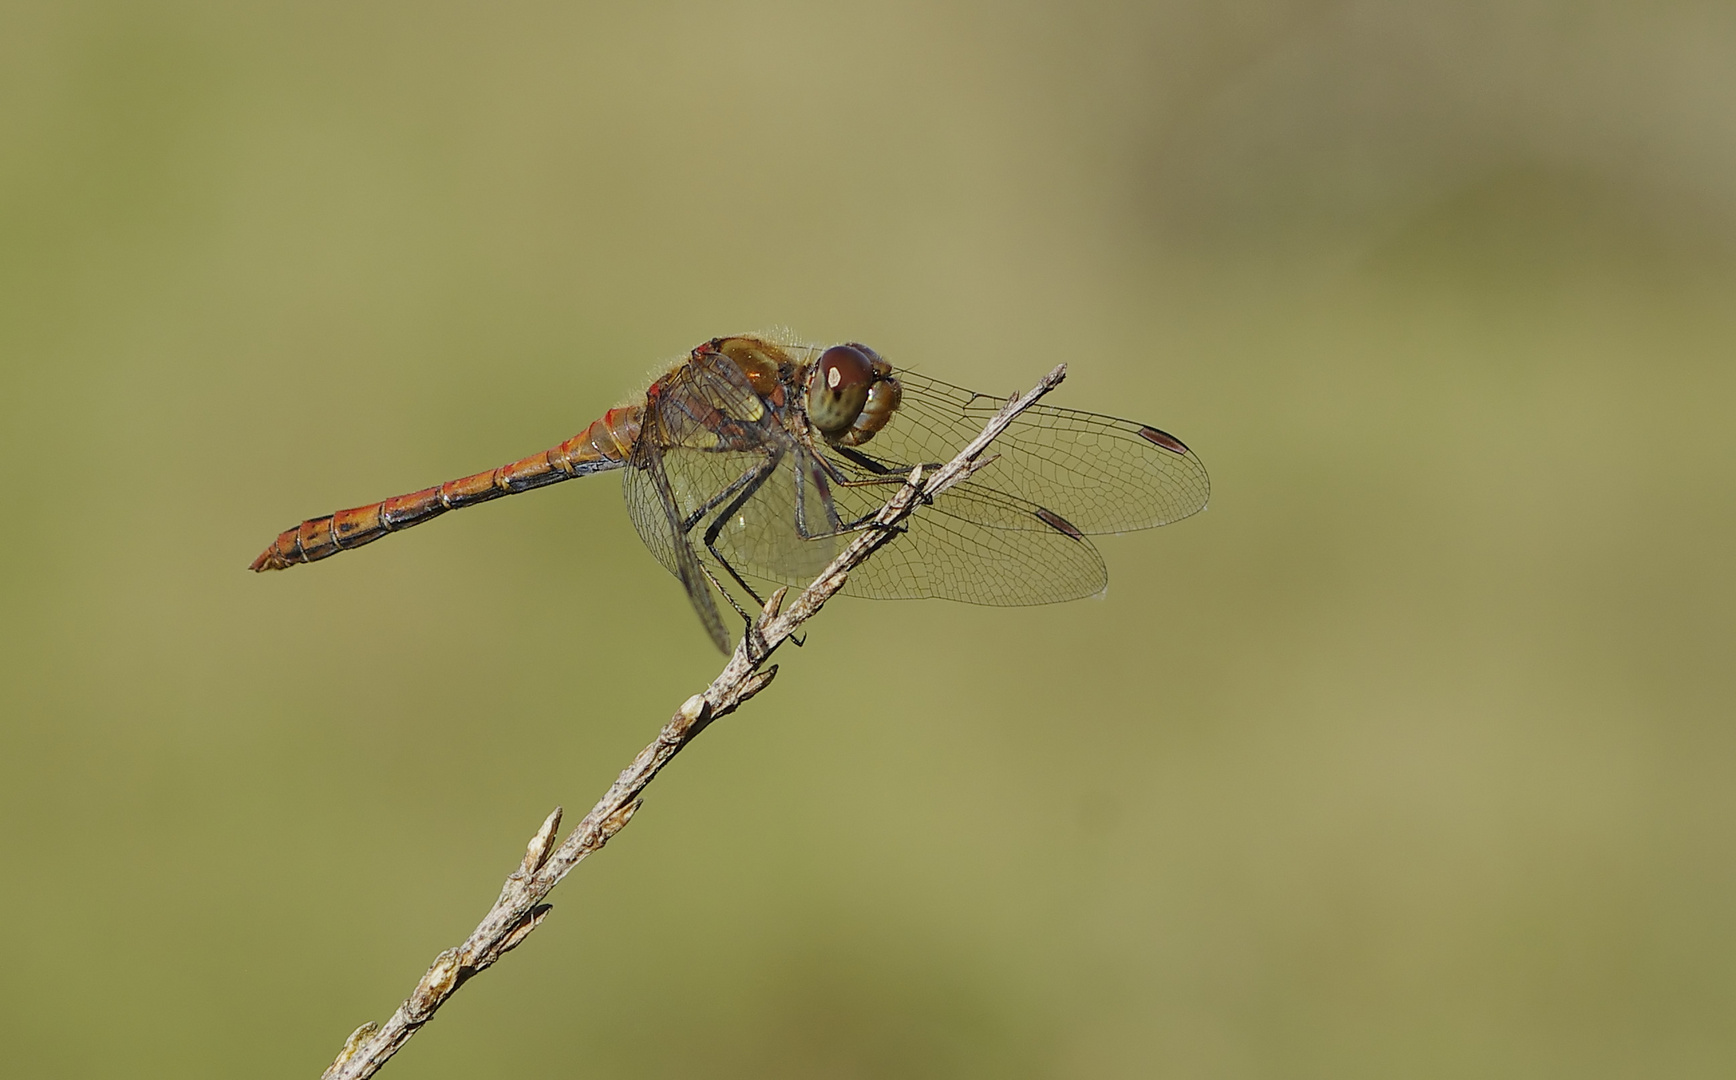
[3,2,1734,1077]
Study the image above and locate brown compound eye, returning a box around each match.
[808,344,874,436]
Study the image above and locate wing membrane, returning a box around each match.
[623,437,732,652]
[851,371,1210,534]
[702,451,1107,606]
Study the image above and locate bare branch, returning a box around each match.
[318,364,1069,1080]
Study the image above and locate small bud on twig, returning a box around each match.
[330,1023,380,1071]
[521,807,563,876]
[761,585,788,621]
[498,904,553,956]
[601,798,642,835]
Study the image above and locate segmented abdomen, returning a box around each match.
[249,406,642,571]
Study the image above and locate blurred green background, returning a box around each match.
[3,2,1734,1077]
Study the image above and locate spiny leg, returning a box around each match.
[698,450,785,613]
[828,444,946,505]
[788,447,930,541]
[792,450,848,541]
[679,451,777,535]
[829,444,899,475]
[698,559,756,625]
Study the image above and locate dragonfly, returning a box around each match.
[251,333,1210,652]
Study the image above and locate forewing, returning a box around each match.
[855,371,1210,534]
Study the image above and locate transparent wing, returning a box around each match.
[623,440,733,652]
[700,449,1108,606]
[833,480,1108,603]
[620,448,683,581]
[847,371,1210,534]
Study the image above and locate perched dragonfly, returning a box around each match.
[252,333,1210,651]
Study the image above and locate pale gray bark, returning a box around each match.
[319,365,1068,1080]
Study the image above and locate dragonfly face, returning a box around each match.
[802,343,902,447]
[252,332,1209,653]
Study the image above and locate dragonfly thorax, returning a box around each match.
[710,335,791,398]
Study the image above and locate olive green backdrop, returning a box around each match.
[3,3,1733,1077]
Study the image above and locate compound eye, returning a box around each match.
[808,345,874,435]
[845,342,884,365]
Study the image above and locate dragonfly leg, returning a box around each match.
[694,450,784,617]
[662,448,792,639]
[698,559,758,625]
[792,451,847,540]
[828,445,948,505]
[678,453,775,535]
[828,444,900,476]
[787,448,935,541]
[827,444,945,501]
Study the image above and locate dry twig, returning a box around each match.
[319,364,1069,1080]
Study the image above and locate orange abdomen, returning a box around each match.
[250,406,642,572]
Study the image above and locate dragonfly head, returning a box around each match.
[808,343,902,447]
